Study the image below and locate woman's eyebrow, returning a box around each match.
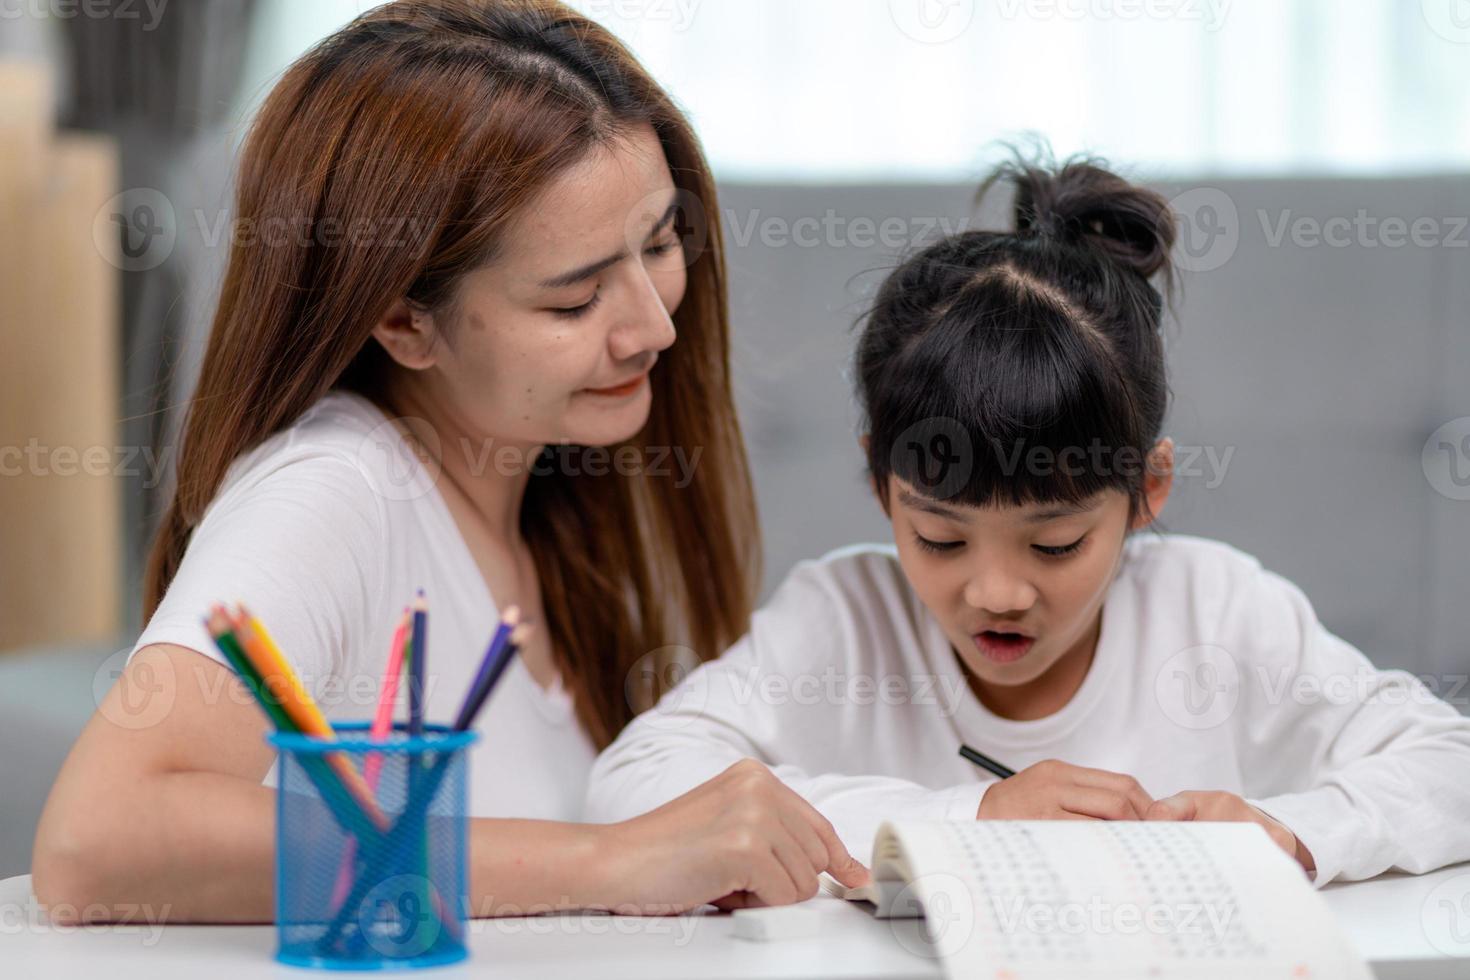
[536,200,679,290]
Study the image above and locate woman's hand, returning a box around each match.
[1144,790,1316,872]
[977,759,1155,820]
[592,758,871,914]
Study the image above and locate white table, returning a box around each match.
[5,865,1470,979]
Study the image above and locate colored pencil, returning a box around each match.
[409,591,427,737]
[452,606,520,731]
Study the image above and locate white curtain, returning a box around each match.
[239,0,1470,180]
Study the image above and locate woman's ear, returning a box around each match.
[1132,437,1175,530]
[371,298,441,370]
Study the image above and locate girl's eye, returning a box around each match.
[1033,535,1087,558]
[551,288,601,319]
[914,532,964,554]
[645,235,679,257]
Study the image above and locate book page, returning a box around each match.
[877,820,1372,980]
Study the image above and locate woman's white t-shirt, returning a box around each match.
[129,389,598,820]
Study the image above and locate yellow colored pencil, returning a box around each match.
[232,605,389,832]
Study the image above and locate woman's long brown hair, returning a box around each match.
[143,0,760,749]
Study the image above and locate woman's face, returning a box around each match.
[883,441,1172,692]
[383,122,687,450]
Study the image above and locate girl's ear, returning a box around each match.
[371,298,441,370]
[1133,437,1175,529]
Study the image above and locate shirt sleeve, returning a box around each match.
[584,558,987,856]
[1228,562,1470,887]
[131,450,389,711]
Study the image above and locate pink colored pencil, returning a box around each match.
[329,609,409,910]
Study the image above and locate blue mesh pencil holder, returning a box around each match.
[269,722,478,970]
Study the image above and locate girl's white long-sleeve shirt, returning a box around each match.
[585,534,1470,887]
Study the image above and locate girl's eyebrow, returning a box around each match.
[536,200,679,290]
[897,488,967,520]
[1022,499,1101,524]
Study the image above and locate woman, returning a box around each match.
[34,0,867,922]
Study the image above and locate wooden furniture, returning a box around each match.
[0,61,121,651]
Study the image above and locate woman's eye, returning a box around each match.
[913,532,963,554]
[550,288,601,319]
[644,235,679,257]
[1033,535,1087,558]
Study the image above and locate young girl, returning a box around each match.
[586,158,1470,888]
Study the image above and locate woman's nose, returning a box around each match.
[608,270,677,363]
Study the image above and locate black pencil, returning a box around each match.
[959,743,1015,780]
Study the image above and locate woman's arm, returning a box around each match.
[34,644,867,923]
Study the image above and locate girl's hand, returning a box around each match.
[594,758,872,914]
[977,759,1155,820]
[1144,790,1316,873]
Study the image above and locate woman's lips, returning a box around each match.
[583,373,647,398]
[973,630,1036,664]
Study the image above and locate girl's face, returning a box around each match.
[883,441,1173,696]
[376,122,687,450]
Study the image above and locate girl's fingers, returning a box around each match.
[1071,767,1155,817]
[746,849,802,908]
[1145,792,1199,821]
[1059,786,1145,821]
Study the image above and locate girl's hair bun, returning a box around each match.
[998,155,1177,282]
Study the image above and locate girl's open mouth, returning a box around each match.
[973,630,1035,664]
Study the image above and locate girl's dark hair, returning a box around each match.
[856,153,1177,523]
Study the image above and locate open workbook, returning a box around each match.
[821,820,1370,979]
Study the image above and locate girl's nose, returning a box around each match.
[962,563,1038,616]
